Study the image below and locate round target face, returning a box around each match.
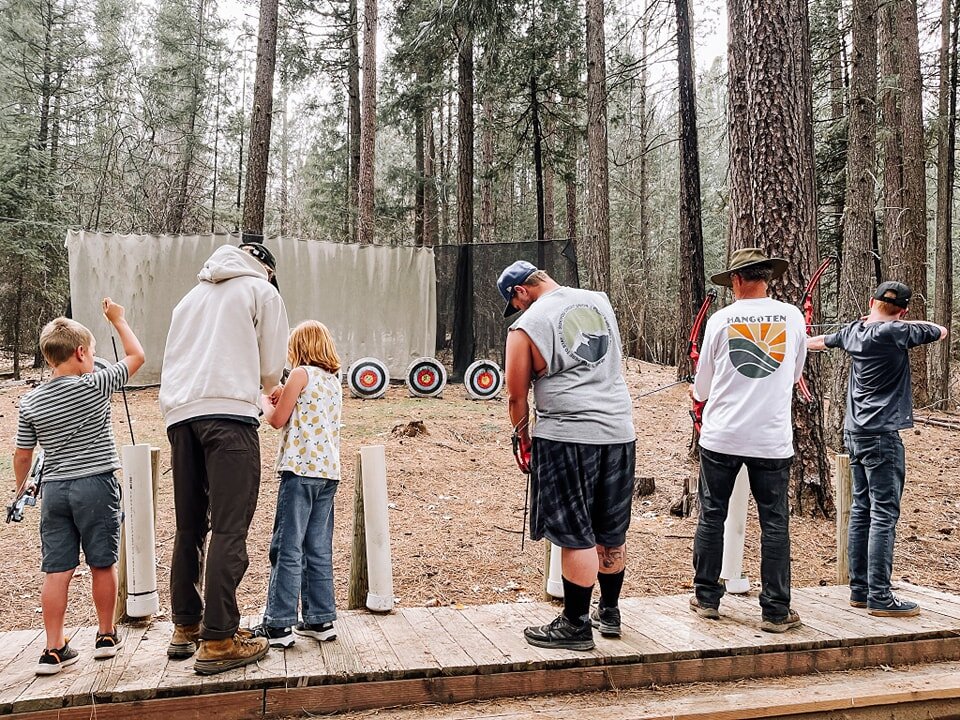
[347,357,390,399]
[464,359,503,400]
[406,357,447,398]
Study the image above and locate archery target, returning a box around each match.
[347,357,390,399]
[464,359,503,400]
[406,357,447,398]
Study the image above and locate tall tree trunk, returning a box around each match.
[457,28,475,248]
[827,0,846,259]
[563,48,579,246]
[357,0,377,245]
[532,74,546,247]
[879,0,929,404]
[543,85,556,241]
[279,87,289,236]
[241,0,280,240]
[829,0,879,448]
[728,0,833,515]
[933,0,958,408]
[415,99,425,246]
[675,0,706,382]
[638,11,650,359]
[585,0,610,292]
[347,0,361,243]
[172,0,206,234]
[424,106,439,247]
[480,93,494,243]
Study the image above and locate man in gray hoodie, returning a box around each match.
[159,242,289,674]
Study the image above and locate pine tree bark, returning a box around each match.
[357,0,377,245]
[480,92,494,244]
[348,0,361,243]
[675,0,706,382]
[424,107,439,247]
[241,0,280,240]
[415,100,425,246]
[829,0,879,449]
[585,0,610,292]
[878,0,929,404]
[457,28,475,248]
[933,0,957,408]
[727,0,833,515]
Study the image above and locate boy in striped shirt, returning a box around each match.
[13,298,144,675]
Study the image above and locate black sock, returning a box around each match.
[598,570,625,609]
[562,576,594,626]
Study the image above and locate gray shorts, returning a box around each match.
[40,473,121,573]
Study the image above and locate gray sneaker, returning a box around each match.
[589,604,622,637]
[689,596,720,620]
[760,609,802,633]
[868,595,920,617]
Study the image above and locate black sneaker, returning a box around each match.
[252,624,294,648]
[36,642,79,675]
[868,595,920,617]
[760,609,803,633]
[523,614,595,651]
[293,621,336,642]
[589,604,622,637]
[94,629,124,659]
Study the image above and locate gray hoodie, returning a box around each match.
[159,244,290,428]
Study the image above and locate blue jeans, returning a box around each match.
[264,472,339,627]
[844,431,906,605]
[693,447,793,619]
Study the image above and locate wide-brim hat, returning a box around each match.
[710,247,789,288]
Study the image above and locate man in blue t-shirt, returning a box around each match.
[809,281,946,617]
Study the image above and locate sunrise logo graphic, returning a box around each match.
[727,322,786,379]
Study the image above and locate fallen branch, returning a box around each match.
[915,416,960,431]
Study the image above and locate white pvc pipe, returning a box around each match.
[360,445,395,612]
[720,467,751,594]
[546,541,564,598]
[120,444,159,617]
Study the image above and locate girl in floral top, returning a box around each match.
[254,321,342,648]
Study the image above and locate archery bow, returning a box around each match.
[796,256,834,402]
[688,288,718,434]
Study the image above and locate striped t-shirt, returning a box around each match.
[16,362,130,482]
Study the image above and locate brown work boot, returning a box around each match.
[167,623,201,659]
[193,633,269,675]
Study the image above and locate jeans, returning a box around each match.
[844,431,906,605]
[169,419,261,640]
[264,472,339,627]
[693,447,793,619]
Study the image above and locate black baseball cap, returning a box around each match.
[497,260,538,317]
[239,242,279,290]
[873,281,911,309]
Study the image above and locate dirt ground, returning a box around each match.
[1,360,958,633]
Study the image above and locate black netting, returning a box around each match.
[435,239,579,381]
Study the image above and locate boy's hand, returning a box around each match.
[102,297,125,324]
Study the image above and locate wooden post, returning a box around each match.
[115,447,161,624]
[347,451,368,609]
[835,453,852,585]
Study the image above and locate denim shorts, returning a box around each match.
[40,472,122,572]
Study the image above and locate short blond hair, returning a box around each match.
[39,317,94,367]
[288,321,341,374]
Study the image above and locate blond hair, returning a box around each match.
[288,321,341,374]
[39,317,94,367]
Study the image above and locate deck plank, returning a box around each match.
[0,628,57,709]
[431,605,513,670]
[110,622,173,699]
[620,596,726,653]
[11,626,100,712]
[373,608,441,674]
[400,607,475,672]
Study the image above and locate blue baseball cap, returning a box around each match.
[497,260,538,317]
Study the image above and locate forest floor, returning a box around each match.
[1,359,958,633]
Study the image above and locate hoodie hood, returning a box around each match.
[198,244,270,284]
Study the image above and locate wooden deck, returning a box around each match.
[1,582,959,719]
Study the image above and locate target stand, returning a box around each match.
[347,357,390,399]
[464,359,504,400]
[406,357,447,398]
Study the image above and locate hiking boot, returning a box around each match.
[689,596,720,620]
[36,642,79,676]
[168,623,201,659]
[252,624,294,649]
[760,609,803,633]
[589,604,622,637]
[523,614,595,651]
[293,621,337,642]
[193,633,269,676]
[94,629,124,659]
[868,595,920,617]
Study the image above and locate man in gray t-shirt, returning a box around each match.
[499,260,636,652]
[809,281,946,617]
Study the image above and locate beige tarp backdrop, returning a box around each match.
[66,231,437,386]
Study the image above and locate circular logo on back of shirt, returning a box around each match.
[559,305,611,365]
[727,322,786,379]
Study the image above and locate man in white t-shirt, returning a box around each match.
[689,248,807,633]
